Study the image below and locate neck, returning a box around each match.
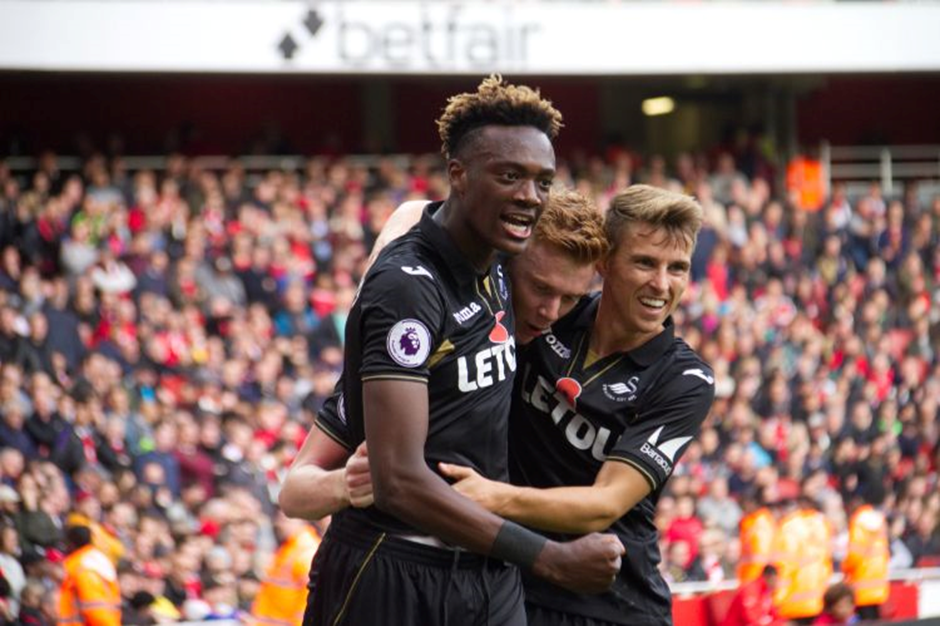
[436,199,495,275]
[590,292,661,357]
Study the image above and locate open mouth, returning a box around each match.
[639,296,667,311]
[500,214,534,239]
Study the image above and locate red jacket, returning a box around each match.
[721,577,784,626]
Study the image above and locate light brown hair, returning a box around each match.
[605,184,704,252]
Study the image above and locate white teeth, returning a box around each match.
[502,220,531,237]
[640,298,666,308]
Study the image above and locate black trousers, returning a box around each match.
[304,515,526,626]
[525,603,627,626]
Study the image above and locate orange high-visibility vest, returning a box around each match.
[58,544,121,626]
[843,505,889,607]
[786,157,826,212]
[738,507,777,584]
[773,509,832,620]
[248,525,322,626]
[66,513,125,565]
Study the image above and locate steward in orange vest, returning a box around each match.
[248,515,322,626]
[58,525,121,626]
[772,499,833,621]
[842,497,889,620]
[786,154,826,212]
[738,490,778,585]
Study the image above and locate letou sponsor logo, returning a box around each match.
[278,4,540,70]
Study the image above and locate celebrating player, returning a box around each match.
[296,76,624,626]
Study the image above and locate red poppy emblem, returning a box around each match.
[489,311,510,344]
[555,377,582,407]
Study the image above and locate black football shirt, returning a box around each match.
[512,293,715,625]
[333,203,518,535]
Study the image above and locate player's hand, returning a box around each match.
[438,462,506,514]
[344,442,374,508]
[532,533,624,594]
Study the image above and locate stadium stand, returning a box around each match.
[0,142,938,624]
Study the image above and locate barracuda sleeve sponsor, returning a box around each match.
[608,361,715,491]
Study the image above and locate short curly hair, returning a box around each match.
[436,74,563,160]
[535,189,608,264]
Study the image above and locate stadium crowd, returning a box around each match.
[0,142,937,624]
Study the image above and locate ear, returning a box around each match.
[596,254,610,280]
[447,159,467,197]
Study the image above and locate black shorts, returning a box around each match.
[525,603,625,626]
[304,515,526,626]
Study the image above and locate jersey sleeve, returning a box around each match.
[607,360,715,491]
[314,386,351,451]
[357,263,444,383]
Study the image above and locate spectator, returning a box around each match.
[813,583,858,625]
[0,144,936,626]
[698,475,743,536]
[0,401,37,459]
[0,520,24,618]
[58,524,121,626]
[721,565,784,626]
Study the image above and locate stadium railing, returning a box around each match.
[820,141,940,202]
[671,567,940,625]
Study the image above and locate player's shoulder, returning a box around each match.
[662,339,715,394]
[363,233,443,293]
[552,291,600,335]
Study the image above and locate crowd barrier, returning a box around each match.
[671,568,940,626]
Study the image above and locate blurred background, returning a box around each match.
[0,1,939,625]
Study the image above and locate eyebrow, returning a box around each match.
[488,160,555,175]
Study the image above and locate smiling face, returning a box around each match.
[448,125,555,264]
[509,240,596,345]
[598,222,692,348]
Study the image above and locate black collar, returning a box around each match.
[572,294,676,367]
[627,317,675,367]
[418,201,487,288]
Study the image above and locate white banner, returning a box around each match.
[1,1,939,75]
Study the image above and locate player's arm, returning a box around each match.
[279,393,373,520]
[441,363,716,534]
[365,377,624,593]
[279,202,427,521]
[363,200,428,273]
[439,460,651,534]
